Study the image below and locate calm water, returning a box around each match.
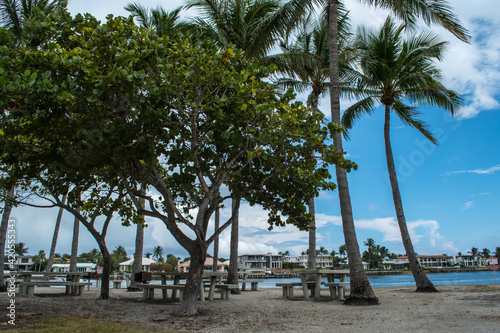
[256,271,498,288]
[108,271,498,288]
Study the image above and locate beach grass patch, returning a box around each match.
[7,315,183,332]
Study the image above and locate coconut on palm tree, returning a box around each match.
[342,16,461,292]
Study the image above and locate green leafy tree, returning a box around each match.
[1,8,351,315]
[342,17,461,291]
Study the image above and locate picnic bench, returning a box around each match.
[240,279,263,291]
[139,284,186,301]
[276,281,322,299]
[19,280,92,296]
[324,282,349,300]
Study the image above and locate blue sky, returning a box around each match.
[7,0,500,260]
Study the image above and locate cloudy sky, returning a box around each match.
[8,0,500,260]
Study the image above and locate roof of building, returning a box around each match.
[178,258,225,267]
[119,257,157,266]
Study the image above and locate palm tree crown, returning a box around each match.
[0,0,62,40]
[186,0,316,61]
[342,16,461,139]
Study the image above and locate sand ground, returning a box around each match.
[2,284,500,332]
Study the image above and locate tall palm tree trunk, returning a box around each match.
[0,185,15,290]
[329,0,378,305]
[307,93,320,277]
[227,197,241,293]
[383,106,437,292]
[44,193,68,280]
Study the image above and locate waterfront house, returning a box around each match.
[238,253,282,272]
[177,258,225,273]
[118,256,157,272]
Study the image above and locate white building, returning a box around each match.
[3,255,34,271]
[282,254,334,268]
[52,263,97,273]
[238,254,282,271]
[119,257,157,272]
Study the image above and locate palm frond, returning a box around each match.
[341,97,378,140]
[392,101,437,144]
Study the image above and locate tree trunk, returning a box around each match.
[212,207,220,272]
[227,198,241,293]
[98,241,111,300]
[128,221,144,290]
[383,106,437,292]
[176,242,207,315]
[329,0,378,305]
[307,92,320,278]
[307,197,316,276]
[44,193,68,280]
[0,186,15,290]
[69,213,79,272]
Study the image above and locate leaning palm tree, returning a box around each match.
[0,0,62,40]
[342,16,461,291]
[326,0,469,305]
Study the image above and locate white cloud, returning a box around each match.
[462,201,474,210]
[444,164,500,176]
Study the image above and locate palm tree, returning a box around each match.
[342,16,461,292]
[187,0,317,62]
[13,242,29,256]
[265,11,352,274]
[153,245,164,261]
[468,247,479,256]
[44,192,67,279]
[124,2,193,37]
[482,248,491,259]
[144,252,153,258]
[0,0,62,41]
[363,238,375,265]
[327,0,469,304]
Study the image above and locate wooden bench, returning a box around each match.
[19,281,92,297]
[276,282,321,299]
[240,279,263,291]
[139,284,185,301]
[324,282,349,300]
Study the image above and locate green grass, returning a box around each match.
[4,316,184,333]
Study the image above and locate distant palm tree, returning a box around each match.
[482,248,491,259]
[144,252,153,258]
[153,245,164,261]
[468,247,479,256]
[13,242,29,256]
[0,0,62,40]
[342,16,461,292]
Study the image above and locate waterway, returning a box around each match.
[109,270,498,288]
[256,271,498,288]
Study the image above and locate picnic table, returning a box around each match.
[141,271,236,301]
[18,271,91,296]
[299,269,350,301]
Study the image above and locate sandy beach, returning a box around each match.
[2,284,500,332]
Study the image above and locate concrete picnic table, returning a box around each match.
[147,271,232,301]
[298,269,350,300]
[18,271,90,296]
